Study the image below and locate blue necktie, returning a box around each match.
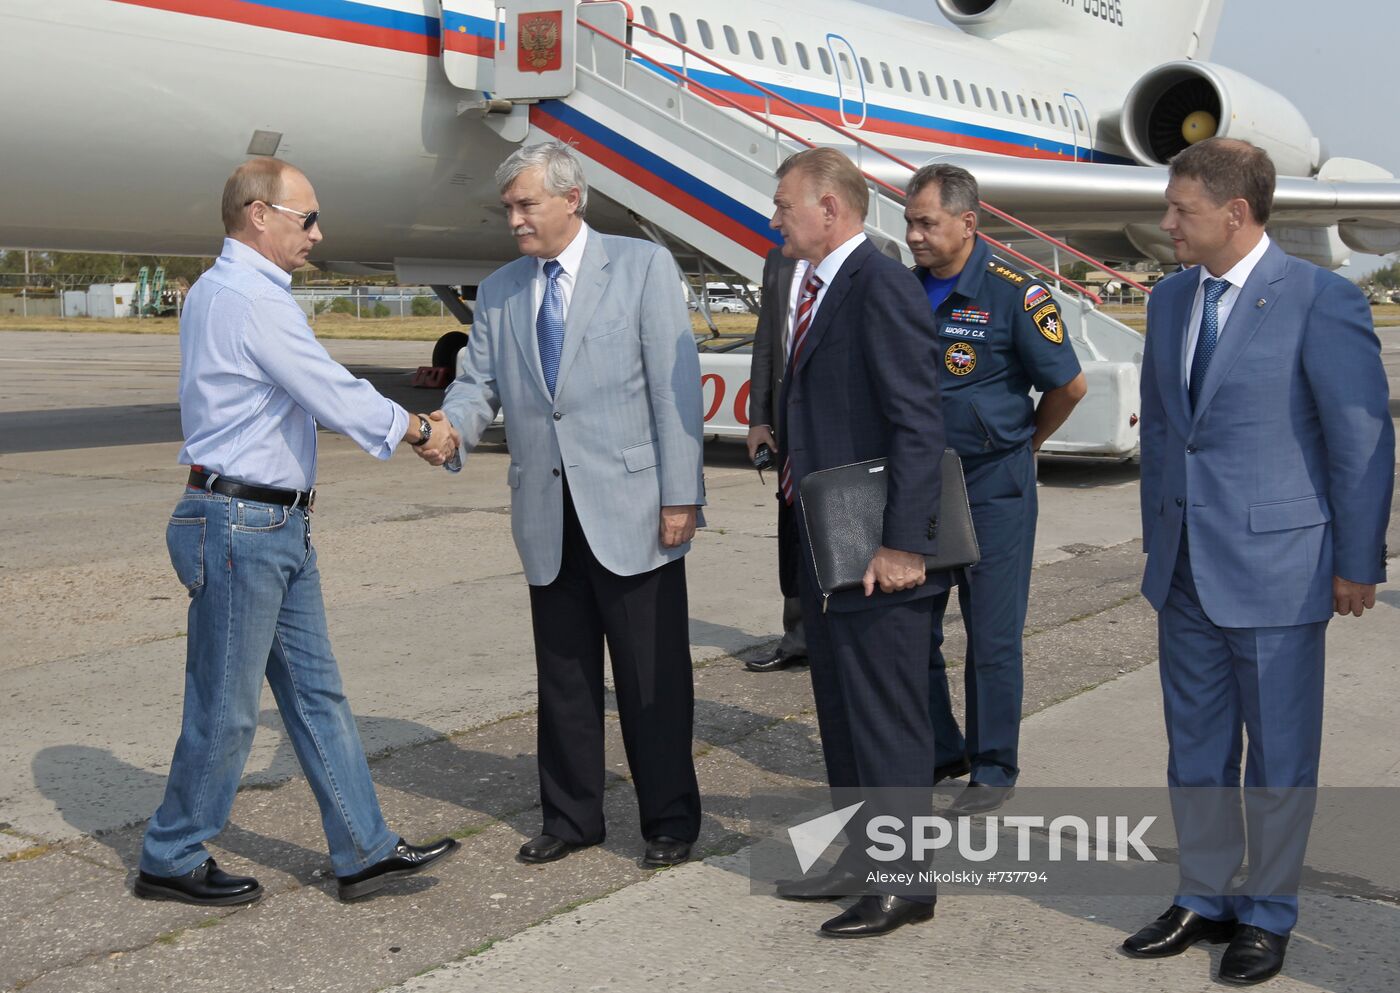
[1188,277,1229,411]
[536,259,565,396]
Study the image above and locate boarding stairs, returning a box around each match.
[451,1,1146,457]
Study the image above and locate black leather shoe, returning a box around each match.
[517,833,598,865]
[775,870,855,901]
[1218,925,1289,985]
[933,755,971,785]
[746,650,807,673]
[337,836,458,900]
[948,782,1014,816]
[1121,904,1236,958]
[642,836,691,867]
[820,894,935,937]
[134,858,262,906]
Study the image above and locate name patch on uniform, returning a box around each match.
[949,307,990,325]
[940,324,987,340]
[1033,303,1064,344]
[945,341,977,376]
[1023,284,1051,311]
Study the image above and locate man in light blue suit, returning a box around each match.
[1123,138,1393,985]
[419,142,706,869]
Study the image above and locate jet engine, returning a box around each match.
[936,0,1009,20]
[1121,61,1321,176]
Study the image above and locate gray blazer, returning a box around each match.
[441,230,706,584]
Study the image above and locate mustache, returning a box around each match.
[511,225,536,237]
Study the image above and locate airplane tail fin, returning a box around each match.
[935,0,1225,67]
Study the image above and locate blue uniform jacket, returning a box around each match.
[917,238,1081,457]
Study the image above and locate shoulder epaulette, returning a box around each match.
[987,256,1028,285]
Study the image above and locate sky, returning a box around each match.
[863,0,1400,276]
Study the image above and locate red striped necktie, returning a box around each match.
[780,269,825,506]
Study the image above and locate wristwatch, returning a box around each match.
[410,414,431,447]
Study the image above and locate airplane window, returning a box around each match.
[668,13,686,43]
[860,57,874,85]
[970,83,982,107]
[640,6,657,30]
[795,41,811,70]
[723,25,739,55]
[1002,90,1012,114]
[936,75,949,100]
[819,47,833,74]
[880,62,893,88]
[954,79,965,104]
[1017,94,1028,117]
[899,66,911,92]
[918,71,931,96]
[697,19,714,49]
[748,31,764,59]
[1073,108,1085,131]
[838,52,853,80]
[1059,105,1069,127]
[1031,98,1042,121]
[984,86,996,111]
[772,37,786,65]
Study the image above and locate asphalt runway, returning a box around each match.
[1,329,1397,993]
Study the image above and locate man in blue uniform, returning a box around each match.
[904,164,1086,815]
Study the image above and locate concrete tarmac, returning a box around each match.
[1,329,1398,993]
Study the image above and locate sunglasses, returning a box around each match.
[246,200,320,231]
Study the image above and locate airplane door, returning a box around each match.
[440,1,497,90]
[1063,91,1093,162]
[825,33,866,129]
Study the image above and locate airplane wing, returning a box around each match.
[866,153,1400,266]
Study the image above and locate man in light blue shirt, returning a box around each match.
[136,157,457,906]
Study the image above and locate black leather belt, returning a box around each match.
[188,466,314,508]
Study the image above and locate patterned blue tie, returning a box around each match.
[1188,277,1229,411]
[536,259,565,396]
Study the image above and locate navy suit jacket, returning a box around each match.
[1139,241,1394,628]
[782,238,948,612]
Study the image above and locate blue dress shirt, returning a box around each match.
[177,239,408,490]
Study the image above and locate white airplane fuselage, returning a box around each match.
[0,0,1230,266]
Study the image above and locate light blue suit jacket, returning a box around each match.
[441,231,705,584]
[1139,241,1394,628]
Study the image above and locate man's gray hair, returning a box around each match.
[906,163,980,219]
[495,142,589,215]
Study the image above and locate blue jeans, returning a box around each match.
[140,488,397,878]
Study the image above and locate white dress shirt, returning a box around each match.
[532,222,589,322]
[1184,233,1271,382]
[786,232,867,359]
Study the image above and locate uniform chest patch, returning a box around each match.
[1023,284,1051,311]
[949,307,990,325]
[945,342,977,376]
[1032,303,1064,344]
[939,323,987,340]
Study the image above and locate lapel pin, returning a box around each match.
[1256,298,1267,308]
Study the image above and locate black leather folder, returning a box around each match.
[798,449,979,596]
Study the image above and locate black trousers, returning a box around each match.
[799,567,937,902]
[527,486,701,845]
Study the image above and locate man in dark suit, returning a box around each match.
[745,247,806,672]
[1124,138,1393,985]
[768,148,948,938]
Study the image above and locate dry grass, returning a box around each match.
[0,312,764,341]
[2,303,1394,342]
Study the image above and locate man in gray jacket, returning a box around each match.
[421,142,706,868]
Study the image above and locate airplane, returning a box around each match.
[2,0,1397,453]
